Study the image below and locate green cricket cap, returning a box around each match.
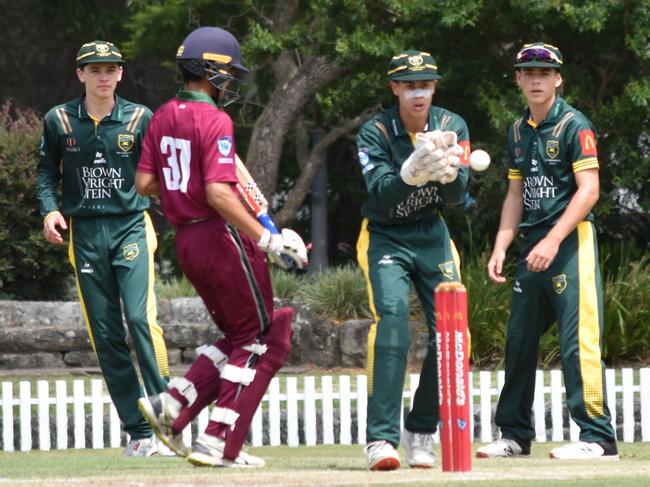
[76,40,124,67]
[514,42,563,69]
[387,50,442,81]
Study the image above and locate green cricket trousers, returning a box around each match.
[357,215,461,447]
[496,221,615,443]
[68,211,169,439]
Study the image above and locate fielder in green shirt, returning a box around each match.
[37,40,170,457]
[356,50,470,471]
[478,42,618,460]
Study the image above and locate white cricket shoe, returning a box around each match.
[223,450,266,468]
[364,440,401,471]
[187,434,265,468]
[476,438,530,458]
[401,429,435,468]
[124,435,159,457]
[549,441,619,460]
[138,392,188,457]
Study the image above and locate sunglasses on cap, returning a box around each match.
[516,46,562,65]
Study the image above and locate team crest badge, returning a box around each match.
[123,243,139,261]
[438,261,456,280]
[546,140,560,159]
[552,274,568,294]
[408,54,424,67]
[117,134,135,153]
[217,136,232,156]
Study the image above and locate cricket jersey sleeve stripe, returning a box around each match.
[126,106,146,133]
[513,119,523,143]
[55,107,73,134]
[508,168,522,180]
[572,157,599,172]
[552,112,574,138]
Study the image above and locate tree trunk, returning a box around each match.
[246,57,347,197]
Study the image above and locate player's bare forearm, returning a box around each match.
[134,171,161,196]
[494,179,523,252]
[206,182,265,241]
[488,181,522,283]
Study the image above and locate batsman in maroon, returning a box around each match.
[135,26,308,468]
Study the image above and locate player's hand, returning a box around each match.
[43,211,67,245]
[526,236,560,272]
[399,136,440,186]
[258,228,308,270]
[487,248,507,284]
[436,143,464,184]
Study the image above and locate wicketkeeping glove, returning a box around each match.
[422,130,464,184]
[400,134,442,186]
[258,228,309,270]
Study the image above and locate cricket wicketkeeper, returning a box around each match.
[355,49,471,470]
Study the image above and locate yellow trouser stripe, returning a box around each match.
[450,238,461,279]
[577,221,604,418]
[68,219,96,353]
[143,211,169,378]
[356,219,379,396]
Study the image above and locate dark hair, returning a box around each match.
[178,60,205,83]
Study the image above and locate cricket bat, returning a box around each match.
[235,154,302,270]
[234,154,281,236]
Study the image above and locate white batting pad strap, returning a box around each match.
[197,344,228,372]
[242,343,268,356]
[168,377,198,407]
[210,406,240,426]
[221,364,257,386]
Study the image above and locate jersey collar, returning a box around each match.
[77,95,124,122]
[176,90,217,107]
[524,95,567,128]
[388,103,437,137]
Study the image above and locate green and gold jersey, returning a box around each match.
[356,103,470,225]
[507,96,599,229]
[37,95,152,217]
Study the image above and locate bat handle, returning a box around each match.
[257,212,280,235]
[257,212,297,271]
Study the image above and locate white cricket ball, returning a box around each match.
[469,149,491,172]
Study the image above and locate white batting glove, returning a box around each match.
[258,228,308,270]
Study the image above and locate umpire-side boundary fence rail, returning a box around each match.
[1,368,649,452]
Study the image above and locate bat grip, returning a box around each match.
[257,212,297,271]
[257,213,280,235]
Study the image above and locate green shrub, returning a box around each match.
[156,275,197,300]
[300,264,371,321]
[602,256,650,363]
[270,266,305,300]
[0,102,73,300]
[461,249,512,367]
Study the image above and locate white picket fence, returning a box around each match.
[1,368,649,452]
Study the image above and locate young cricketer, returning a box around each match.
[37,40,170,456]
[135,26,307,468]
[477,42,618,460]
[355,50,470,470]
